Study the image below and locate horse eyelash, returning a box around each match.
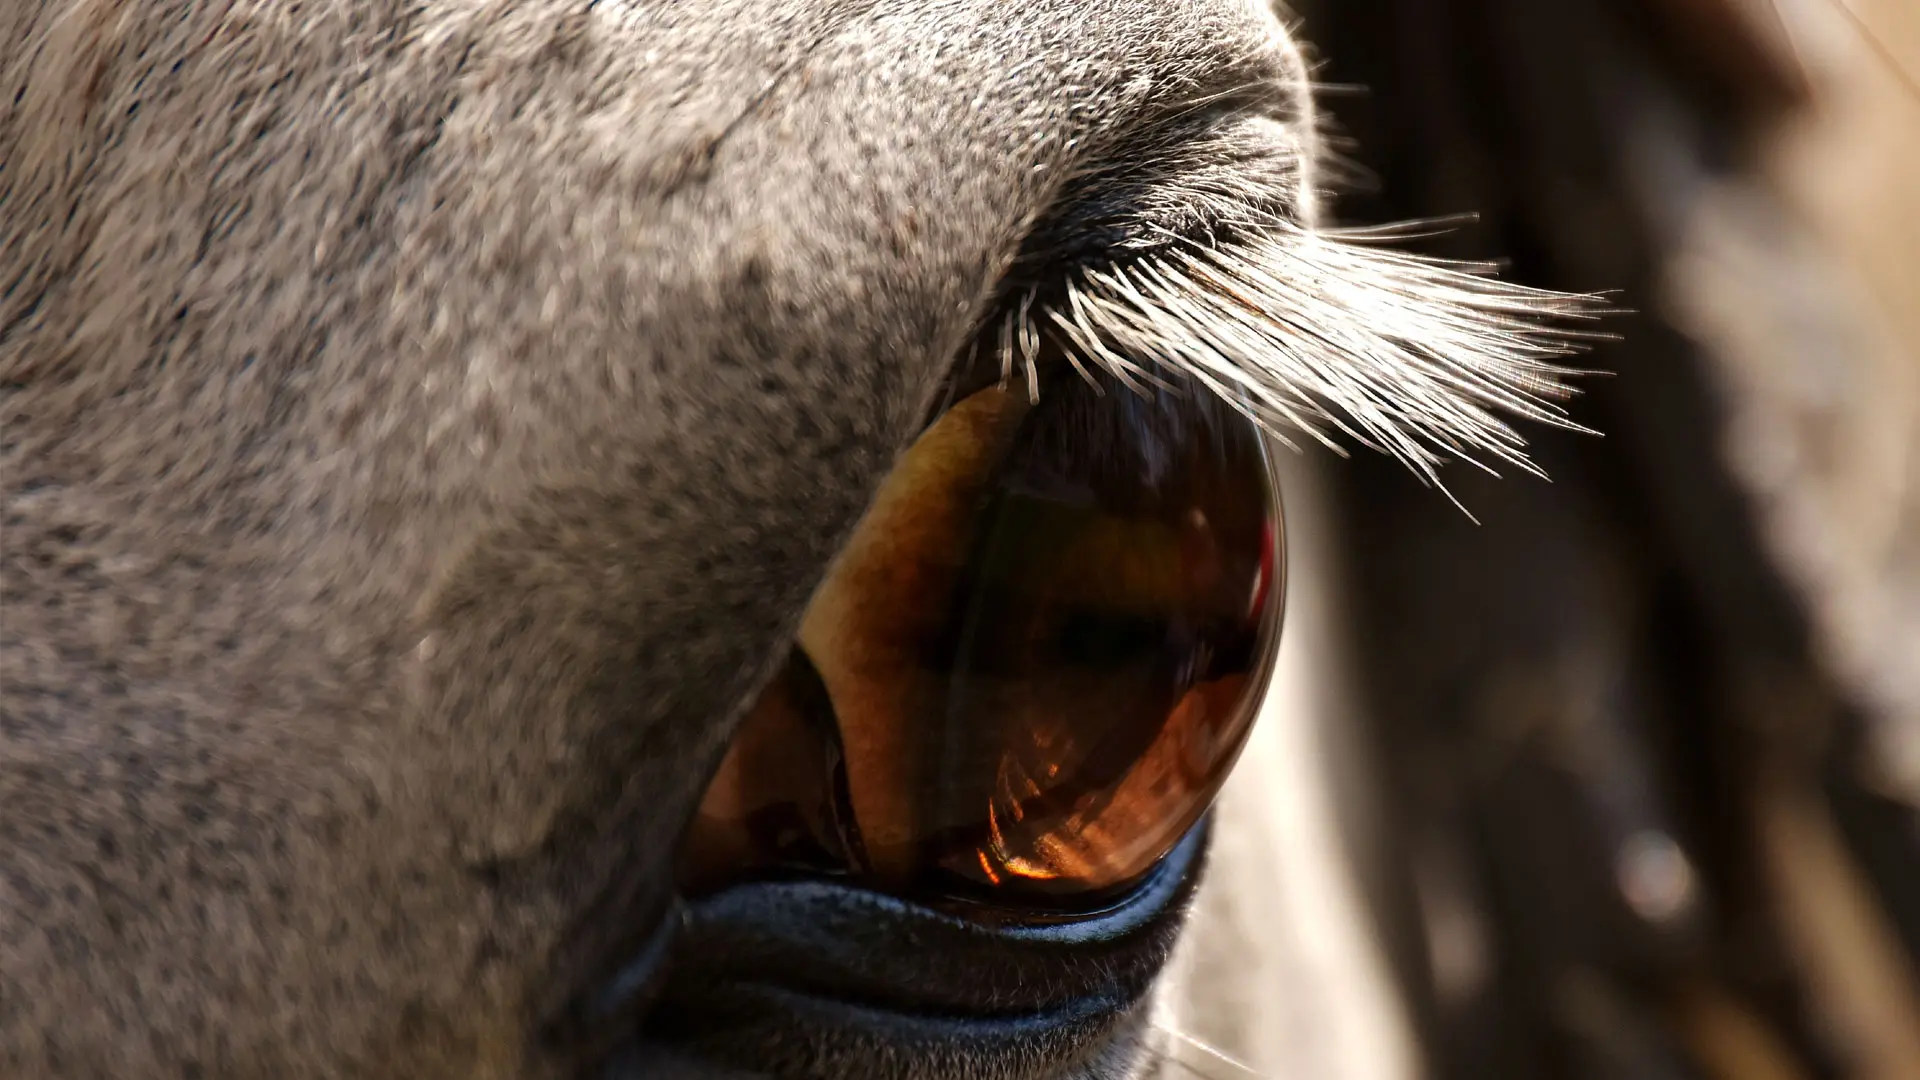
[994,219,1611,503]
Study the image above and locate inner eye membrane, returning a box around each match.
[679,369,1284,907]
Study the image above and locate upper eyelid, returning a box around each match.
[943,222,1604,498]
[938,49,1599,492]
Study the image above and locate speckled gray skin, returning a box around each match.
[1,1,1317,1077]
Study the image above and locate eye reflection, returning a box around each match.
[678,370,1284,907]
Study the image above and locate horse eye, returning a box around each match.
[678,369,1285,909]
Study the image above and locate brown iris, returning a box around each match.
[678,369,1284,907]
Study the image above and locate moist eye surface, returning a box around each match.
[679,369,1284,910]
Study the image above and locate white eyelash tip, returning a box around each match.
[1013,220,1611,504]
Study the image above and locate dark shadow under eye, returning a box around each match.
[677,367,1285,913]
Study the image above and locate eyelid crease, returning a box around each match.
[989,218,1611,512]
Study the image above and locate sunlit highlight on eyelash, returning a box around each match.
[998,220,1609,501]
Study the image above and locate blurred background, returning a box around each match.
[1156,2,1920,1078]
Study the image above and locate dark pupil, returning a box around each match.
[908,374,1271,899]
[677,369,1280,908]
[1056,610,1166,669]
